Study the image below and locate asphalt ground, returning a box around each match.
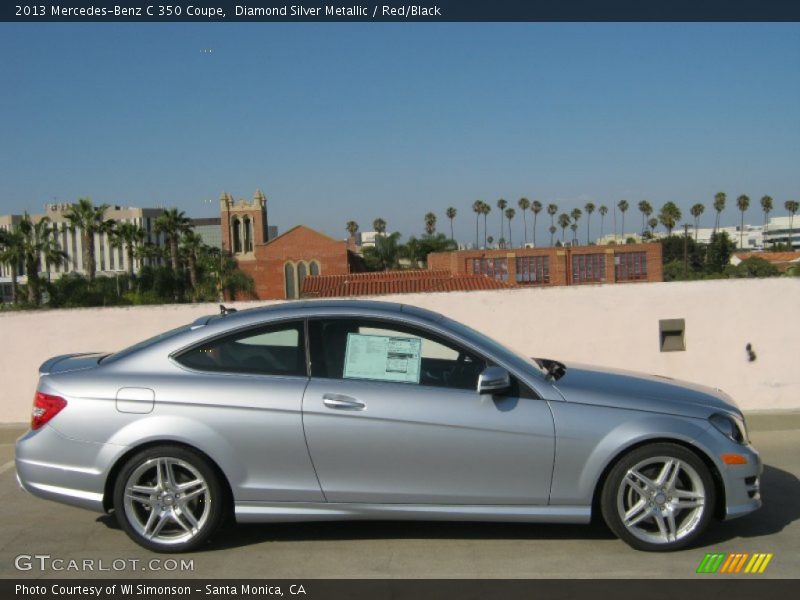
[0,412,798,579]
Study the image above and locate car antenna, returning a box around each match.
[219,304,238,315]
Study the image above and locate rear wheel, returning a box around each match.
[601,443,715,552]
[113,445,224,552]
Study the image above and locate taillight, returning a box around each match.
[31,392,67,430]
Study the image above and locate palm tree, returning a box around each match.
[584,202,595,245]
[736,194,750,249]
[786,200,799,250]
[570,223,578,244]
[496,199,507,246]
[471,201,482,248]
[180,231,206,300]
[713,192,726,233]
[424,212,437,236]
[531,200,543,246]
[517,198,530,245]
[18,214,66,305]
[445,207,457,242]
[570,208,582,244]
[110,221,145,286]
[617,200,629,240]
[480,201,491,248]
[0,226,24,304]
[487,235,494,246]
[659,202,682,235]
[64,197,112,281]
[135,241,167,269]
[345,221,359,239]
[648,217,658,234]
[760,196,773,229]
[372,218,387,236]
[690,203,705,242]
[548,225,557,245]
[504,208,516,247]
[637,200,653,235]
[547,203,558,246]
[557,213,571,243]
[155,208,192,275]
[598,205,608,241]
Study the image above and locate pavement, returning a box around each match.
[0,413,798,579]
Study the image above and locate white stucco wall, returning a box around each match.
[0,278,797,423]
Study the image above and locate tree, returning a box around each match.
[713,192,726,233]
[363,232,402,271]
[786,200,799,249]
[570,208,582,244]
[584,202,595,245]
[547,203,558,246]
[617,200,629,239]
[658,202,682,235]
[706,231,736,273]
[424,212,437,236]
[180,231,205,300]
[736,194,750,249]
[402,233,457,265]
[726,256,780,279]
[201,248,254,302]
[557,213,570,243]
[648,217,658,234]
[445,207,457,241]
[548,225,557,246]
[690,203,705,242]
[504,208,516,247]
[110,221,145,287]
[598,205,609,241]
[18,214,67,305]
[496,199,507,246]
[570,223,578,244]
[0,226,24,304]
[517,197,530,246]
[154,208,192,275]
[345,221,359,238]
[531,200,543,247]
[471,201,482,248]
[64,197,112,281]
[760,195,773,228]
[372,218,387,236]
[480,201,491,248]
[638,200,653,235]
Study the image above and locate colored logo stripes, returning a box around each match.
[697,553,773,574]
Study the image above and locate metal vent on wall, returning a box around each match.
[659,319,686,352]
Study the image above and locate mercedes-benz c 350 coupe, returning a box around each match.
[16,300,761,552]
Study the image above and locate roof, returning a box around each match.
[261,224,342,248]
[302,270,514,298]
[732,251,800,264]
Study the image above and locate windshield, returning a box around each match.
[440,317,549,380]
[101,324,195,364]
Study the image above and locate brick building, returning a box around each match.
[428,243,662,286]
[220,190,355,300]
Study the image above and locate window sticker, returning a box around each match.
[343,333,422,384]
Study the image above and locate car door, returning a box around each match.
[302,317,555,505]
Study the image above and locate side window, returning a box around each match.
[175,321,306,377]
[308,319,486,391]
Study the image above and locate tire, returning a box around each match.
[113,445,225,552]
[601,442,716,552]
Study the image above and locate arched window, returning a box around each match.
[284,262,297,299]
[232,218,242,253]
[243,216,253,252]
[309,261,320,276]
[297,261,308,295]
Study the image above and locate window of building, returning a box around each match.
[243,216,253,252]
[615,251,648,282]
[468,257,509,281]
[516,256,550,284]
[297,262,308,293]
[284,262,297,299]
[309,261,320,276]
[98,232,106,271]
[572,253,606,283]
[174,321,306,377]
[232,218,242,253]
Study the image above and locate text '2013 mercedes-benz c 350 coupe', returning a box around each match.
[16,300,761,552]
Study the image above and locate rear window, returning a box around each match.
[102,324,195,364]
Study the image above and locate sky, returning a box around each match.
[1,22,799,244]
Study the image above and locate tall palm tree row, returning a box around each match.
[480,202,491,248]
[110,221,146,286]
[504,208,516,248]
[445,207,457,241]
[517,197,530,246]
[496,199,507,246]
[617,200,629,240]
[713,192,727,233]
[736,195,750,249]
[64,197,113,281]
[658,202,682,235]
[690,203,705,242]
[598,205,608,239]
[584,202,595,245]
[638,200,653,235]
[372,218,387,236]
[17,214,67,305]
[471,201,482,248]
[531,200,543,247]
[547,204,558,246]
[424,212,437,236]
[570,208,582,244]
[345,221,359,238]
[557,213,570,243]
[760,196,773,229]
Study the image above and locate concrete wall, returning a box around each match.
[0,278,797,423]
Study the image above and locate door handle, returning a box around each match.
[322,393,366,410]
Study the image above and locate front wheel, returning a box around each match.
[601,443,716,552]
[113,445,225,552]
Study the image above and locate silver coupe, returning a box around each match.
[15,300,761,552]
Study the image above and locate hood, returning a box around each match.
[550,361,740,419]
[39,353,107,375]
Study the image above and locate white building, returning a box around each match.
[763,216,800,250]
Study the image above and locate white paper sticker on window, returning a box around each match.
[343,333,422,384]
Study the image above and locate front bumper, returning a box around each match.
[720,442,763,520]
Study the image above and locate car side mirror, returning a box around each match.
[477,366,511,395]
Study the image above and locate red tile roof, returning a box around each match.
[734,251,800,264]
[302,270,513,298]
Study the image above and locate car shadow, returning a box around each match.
[95,463,798,552]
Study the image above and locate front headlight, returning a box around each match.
[710,413,748,444]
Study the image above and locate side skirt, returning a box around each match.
[235,502,591,524]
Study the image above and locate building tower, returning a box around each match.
[220,189,269,258]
